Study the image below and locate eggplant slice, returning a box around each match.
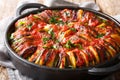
[20,46,37,59]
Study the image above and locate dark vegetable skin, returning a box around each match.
[20,46,37,59]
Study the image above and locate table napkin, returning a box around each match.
[0,0,120,80]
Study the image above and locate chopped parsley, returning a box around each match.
[27,23,32,30]
[55,40,60,43]
[102,19,107,23]
[43,45,49,49]
[42,37,50,44]
[70,28,77,32]
[49,16,64,25]
[57,20,64,25]
[78,44,83,49]
[96,34,105,38]
[49,16,59,24]
[74,44,83,50]
[65,40,75,49]
[48,28,55,39]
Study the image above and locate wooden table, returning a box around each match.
[0,0,120,20]
[0,0,120,80]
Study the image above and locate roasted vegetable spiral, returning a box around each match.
[10,9,120,68]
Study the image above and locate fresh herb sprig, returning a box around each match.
[42,37,50,44]
[65,40,75,49]
[48,28,55,39]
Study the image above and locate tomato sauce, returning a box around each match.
[10,9,120,68]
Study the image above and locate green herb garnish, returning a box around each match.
[55,40,60,43]
[65,40,75,49]
[49,16,58,24]
[27,23,32,30]
[49,16,64,25]
[57,20,64,25]
[43,45,53,49]
[43,45,49,49]
[78,44,83,49]
[96,34,105,38]
[48,28,55,39]
[102,19,107,23]
[70,28,77,32]
[74,44,83,50]
[42,37,49,44]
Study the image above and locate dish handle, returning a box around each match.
[16,3,48,16]
[88,56,120,75]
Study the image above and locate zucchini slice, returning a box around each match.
[66,51,76,68]
[28,48,45,62]
[35,49,45,64]
[45,50,56,67]
[84,49,95,66]
[95,45,106,62]
[104,44,116,57]
[38,50,49,65]
[88,46,100,64]
[79,34,92,41]
[104,38,119,52]
[59,55,66,69]
[80,50,89,67]
[111,34,120,46]
[77,10,83,20]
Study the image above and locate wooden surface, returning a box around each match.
[96,0,120,15]
[0,66,9,80]
[0,0,120,80]
[0,0,120,20]
[0,0,94,20]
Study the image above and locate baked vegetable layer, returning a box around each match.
[10,9,120,68]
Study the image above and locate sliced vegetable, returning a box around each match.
[35,49,45,64]
[111,34,120,46]
[88,46,100,64]
[80,51,89,66]
[59,55,66,69]
[43,24,51,32]
[20,46,37,59]
[10,9,120,69]
[66,51,76,68]
[104,38,119,52]
[96,23,106,28]
[77,9,83,20]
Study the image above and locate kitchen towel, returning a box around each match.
[0,0,119,80]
